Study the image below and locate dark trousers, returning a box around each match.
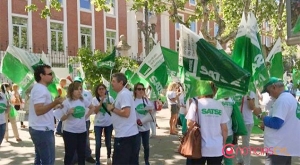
[138,130,150,165]
[94,125,113,163]
[186,156,223,165]
[112,134,140,165]
[63,131,87,165]
[265,154,292,165]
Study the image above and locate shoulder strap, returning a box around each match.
[96,97,111,116]
[192,98,200,125]
[142,97,148,107]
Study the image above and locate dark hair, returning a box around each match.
[34,64,51,82]
[133,82,145,98]
[94,83,107,99]
[1,83,10,94]
[112,73,127,86]
[67,82,83,100]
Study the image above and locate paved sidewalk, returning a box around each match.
[1,109,299,165]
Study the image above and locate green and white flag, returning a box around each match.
[136,43,168,99]
[247,13,269,90]
[161,47,179,77]
[0,49,34,92]
[101,75,117,99]
[266,38,284,79]
[120,68,149,87]
[179,25,251,94]
[96,48,116,69]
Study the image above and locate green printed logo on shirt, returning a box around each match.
[72,106,85,118]
[136,104,147,115]
[202,108,222,116]
[0,103,6,114]
[296,103,300,120]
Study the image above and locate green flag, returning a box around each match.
[293,69,300,84]
[293,16,300,34]
[68,64,73,74]
[136,43,168,99]
[0,50,34,92]
[161,47,179,76]
[96,48,116,69]
[179,25,251,94]
[266,38,284,79]
[121,68,149,87]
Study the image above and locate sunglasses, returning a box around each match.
[44,72,53,76]
[136,88,145,91]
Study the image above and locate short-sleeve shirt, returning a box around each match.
[29,83,54,131]
[166,91,177,105]
[134,97,154,132]
[219,98,234,136]
[186,98,229,157]
[92,96,114,127]
[112,88,138,138]
[54,98,91,133]
[264,92,300,156]
[241,91,256,124]
[82,90,93,121]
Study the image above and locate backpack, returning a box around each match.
[178,98,202,159]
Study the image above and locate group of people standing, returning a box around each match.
[13,64,160,165]
[0,82,25,145]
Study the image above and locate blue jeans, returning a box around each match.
[29,127,55,165]
[138,130,150,165]
[0,123,6,145]
[112,134,140,165]
[94,125,113,164]
[56,120,63,135]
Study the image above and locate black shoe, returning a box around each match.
[86,156,96,163]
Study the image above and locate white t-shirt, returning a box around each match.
[264,92,300,156]
[82,90,92,121]
[29,83,54,131]
[179,93,186,114]
[186,98,229,157]
[134,97,154,132]
[241,91,256,124]
[166,91,177,105]
[54,98,91,133]
[219,98,234,136]
[112,88,138,138]
[0,93,8,125]
[92,96,114,127]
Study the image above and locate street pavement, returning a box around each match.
[1,108,300,165]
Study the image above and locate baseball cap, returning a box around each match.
[74,76,83,83]
[262,77,283,93]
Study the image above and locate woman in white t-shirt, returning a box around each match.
[178,84,187,135]
[0,92,9,145]
[166,82,180,135]
[134,83,154,165]
[54,82,94,165]
[92,84,114,165]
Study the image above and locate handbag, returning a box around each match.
[178,98,202,159]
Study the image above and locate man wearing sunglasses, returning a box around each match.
[260,77,300,165]
[29,64,64,165]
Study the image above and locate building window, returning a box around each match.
[106,0,115,15]
[176,40,179,52]
[81,27,92,49]
[189,0,196,5]
[80,0,91,10]
[214,23,219,37]
[106,30,116,52]
[12,17,28,49]
[176,15,184,30]
[190,21,196,32]
[50,23,64,51]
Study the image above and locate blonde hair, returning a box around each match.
[12,84,19,91]
[60,78,67,83]
[167,82,178,91]
[67,82,83,100]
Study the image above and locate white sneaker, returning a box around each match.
[107,158,112,165]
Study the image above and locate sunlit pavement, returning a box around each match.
[1,109,300,165]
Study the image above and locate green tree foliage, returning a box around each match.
[70,48,139,89]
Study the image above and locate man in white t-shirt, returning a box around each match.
[261,77,300,165]
[29,64,64,165]
[73,77,96,164]
[107,73,139,165]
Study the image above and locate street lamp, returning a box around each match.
[135,1,157,56]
